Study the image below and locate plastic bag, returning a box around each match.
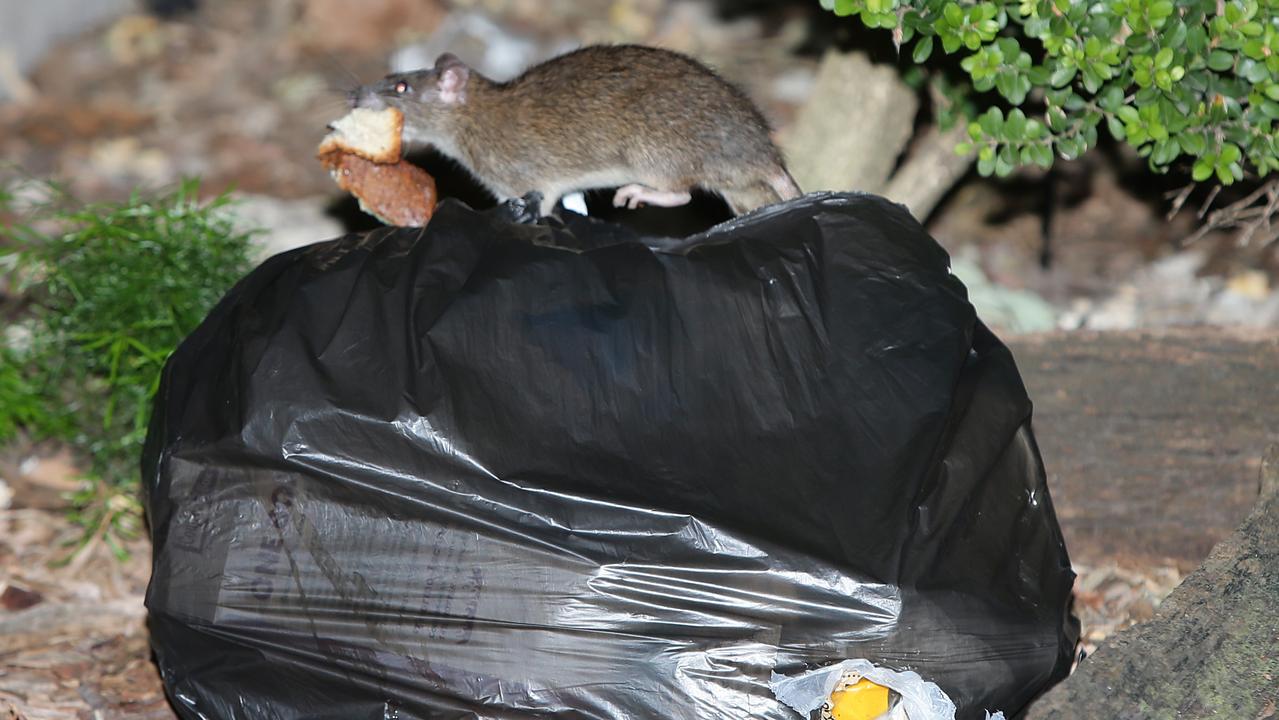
[143,192,1078,720]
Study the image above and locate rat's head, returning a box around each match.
[348,54,473,142]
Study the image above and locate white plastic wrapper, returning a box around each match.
[769,659,1006,720]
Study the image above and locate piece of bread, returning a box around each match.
[318,107,405,164]
[322,151,438,228]
[317,107,438,227]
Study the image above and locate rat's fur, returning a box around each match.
[351,45,801,216]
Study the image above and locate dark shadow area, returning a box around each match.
[326,150,735,239]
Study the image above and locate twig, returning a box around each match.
[1198,184,1223,219]
[1183,178,1279,247]
[1165,184,1195,220]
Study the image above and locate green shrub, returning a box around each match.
[1,180,254,555]
[821,0,1279,183]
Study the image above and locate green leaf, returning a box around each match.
[1242,59,1270,84]
[1208,50,1236,71]
[1107,115,1127,140]
[979,106,1005,135]
[1049,65,1077,87]
[1180,132,1207,155]
[1047,106,1068,131]
[1033,142,1055,168]
[913,36,935,63]
[1098,84,1124,112]
[1192,156,1215,181]
[1186,26,1209,55]
[1155,47,1174,70]
[1081,66,1103,93]
[994,152,1015,177]
[1006,108,1028,139]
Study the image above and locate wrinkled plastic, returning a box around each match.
[770,658,954,719]
[143,192,1078,720]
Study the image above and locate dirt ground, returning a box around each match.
[2,0,1278,718]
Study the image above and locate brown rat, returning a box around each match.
[347,44,802,217]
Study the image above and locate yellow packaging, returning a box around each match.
[828,678,891,720]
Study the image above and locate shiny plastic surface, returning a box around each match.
[143,192,1078,720]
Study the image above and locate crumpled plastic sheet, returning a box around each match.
[143,192,1078,720]
[770,658,1011,719]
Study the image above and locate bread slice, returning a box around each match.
[317,107,438,227]
[317,107,405,164]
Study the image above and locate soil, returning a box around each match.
[1,0,1277,717]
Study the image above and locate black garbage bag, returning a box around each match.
[143,192,1078,720]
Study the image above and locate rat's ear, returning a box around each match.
[434,53,465,70]
[434,54,470,104]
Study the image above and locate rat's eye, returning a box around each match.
[394,81,410,94]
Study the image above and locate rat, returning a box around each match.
[347,44,802,218]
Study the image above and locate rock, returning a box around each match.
[1226,269,1271,300]
[0,585,45,612]
[951,249,1058,333]
[1059,250,1279,329]
[780,50,917,196]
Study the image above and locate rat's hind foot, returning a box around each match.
[612,184,693,210]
